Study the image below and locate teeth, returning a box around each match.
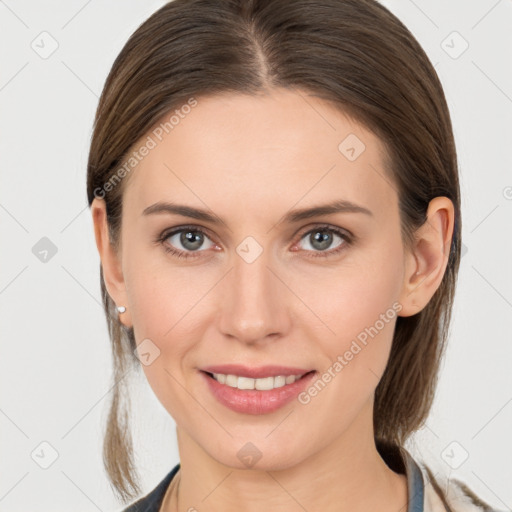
[212,373,306,390]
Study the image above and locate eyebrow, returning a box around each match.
[142,199,373,225]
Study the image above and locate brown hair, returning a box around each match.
[87,0,461,502]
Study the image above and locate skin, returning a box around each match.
[92,88,454,512]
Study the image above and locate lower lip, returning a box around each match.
[200,370,317,415]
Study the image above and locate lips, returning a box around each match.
[199,364,314,379]
[201,368,318,414]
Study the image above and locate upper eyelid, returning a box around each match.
[161,225,217,242]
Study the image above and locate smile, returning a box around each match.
[209,372,308,390]
[200,370,317,415]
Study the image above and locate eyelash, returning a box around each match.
[156,224,353,260]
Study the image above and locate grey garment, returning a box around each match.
[121,447,425,512]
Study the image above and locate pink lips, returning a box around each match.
[200,367,317,415]
[200,364,313,379]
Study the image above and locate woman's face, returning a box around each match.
[101,88,417,469]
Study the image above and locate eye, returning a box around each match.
[294,224,352,258]
[157,224,353,260]
[158,226,216,259]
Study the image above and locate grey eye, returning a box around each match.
[299,229,345,252]
[166,229,214,252]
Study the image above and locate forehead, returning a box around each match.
[123,89,396,221]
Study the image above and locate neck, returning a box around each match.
[166,400,408,512]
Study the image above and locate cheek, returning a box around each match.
[125,260,206,417]
[309,236,405,373]
[126,250,210,340]
[293,255,404,424]
[124,253,214,399]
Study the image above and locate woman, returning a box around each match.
[87,0,499,511]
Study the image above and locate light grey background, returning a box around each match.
[1,1,511,511]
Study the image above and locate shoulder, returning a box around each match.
[418,462,502,512]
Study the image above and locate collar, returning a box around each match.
[401,446,426,512]
[398,446,496,512]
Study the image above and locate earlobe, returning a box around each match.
[91,198,132,327]
[398,196,455,317]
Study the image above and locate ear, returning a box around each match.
[91,198,132,328]
[398,196,455,317]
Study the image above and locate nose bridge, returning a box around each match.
[218,237,289,343]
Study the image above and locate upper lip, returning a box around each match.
[200,364,314,379]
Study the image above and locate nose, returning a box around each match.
[217,244,292,346]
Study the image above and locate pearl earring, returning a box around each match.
[117,305,126,314]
